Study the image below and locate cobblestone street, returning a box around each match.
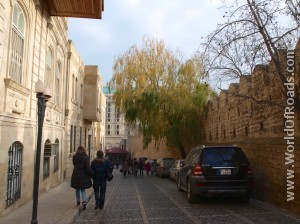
[74,172,300,224]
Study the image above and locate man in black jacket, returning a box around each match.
[91,150,113,209]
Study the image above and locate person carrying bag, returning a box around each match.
[91,150,113,209]
[71,146,94,210]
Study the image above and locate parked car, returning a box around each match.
[169,159,184,181]
[177,145,254,203]
[155,158,175,178]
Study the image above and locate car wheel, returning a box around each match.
[177,176,183,191]
[187,181,197,203]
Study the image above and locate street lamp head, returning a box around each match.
[44,85,52,99]
[35,80,45,94]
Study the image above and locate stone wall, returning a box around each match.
[204,41,300,214]
[127,129,180,160]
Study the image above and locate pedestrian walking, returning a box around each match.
[133,158,138,177]
[71,146,94,210]
[91,150,113,210]
[138,160,144,176]
[150,161,156,176]
[145,162,151,176]
[121,158,129,177]
[127,158,133,176]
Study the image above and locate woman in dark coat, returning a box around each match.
[91,150,112,210]
[71,146,94,210]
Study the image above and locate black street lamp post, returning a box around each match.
[31,80,51,224]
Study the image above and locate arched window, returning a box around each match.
[6,141,23,208]
[55,62,61,106]
[9,2,26,84]
[45,48,53,92]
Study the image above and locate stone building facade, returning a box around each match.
[103,87,127,150]
[204,41,300,214]
[0,0,105,217]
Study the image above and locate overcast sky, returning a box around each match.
[68,0,224,86]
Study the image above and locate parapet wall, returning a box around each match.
[204,41,300,214]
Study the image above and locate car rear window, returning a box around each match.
[163,159,175,166]
[203,147,248,164]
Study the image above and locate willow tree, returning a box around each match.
[110,37,211,158]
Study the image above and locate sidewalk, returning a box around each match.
[0,178,94,224]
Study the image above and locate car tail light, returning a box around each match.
[194,164,203,176]
[247,166,252,176]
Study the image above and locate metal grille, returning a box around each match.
[43,141,51,179]
[6,141,23,208]
[43,157,50,179]
[54,140,59,172]
[9,28,24,84]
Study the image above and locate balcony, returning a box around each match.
[83,65,101,122]
[46,0,104,19]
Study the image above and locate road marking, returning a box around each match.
[133,178,150,224]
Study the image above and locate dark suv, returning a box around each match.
[177,145,253,203]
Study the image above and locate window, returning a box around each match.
[55,62,60,106]
[70,125,73,153]
[80,84,83,106]
[260,122,264,131]
[53,139,59,172]
[6,141,23,208]
[75,78,78,101]
[43,140,51,179]
[73,126,76,152]
[43,157,50,179]
[45,48,53,92]
[72,74,75,99]
[9,2,25,84]
[80,127,82,146]
[107,125,111,136]
[245,127,249,136]
[116,125,120,135]
[85,128,87,148]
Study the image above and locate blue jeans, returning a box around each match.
[93,177,107,207]
[76,189,87,202]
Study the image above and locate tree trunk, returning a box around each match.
[178,144,186,159]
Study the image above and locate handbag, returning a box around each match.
[106,169,113,181]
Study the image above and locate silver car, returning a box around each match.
[169,160,184,181]
[155,158,175,178]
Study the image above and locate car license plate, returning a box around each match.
[220,169,231,175]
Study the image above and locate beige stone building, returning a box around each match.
[0,0,105,217]
[103,87,126,150]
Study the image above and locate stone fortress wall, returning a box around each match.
[204,40,300,214]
